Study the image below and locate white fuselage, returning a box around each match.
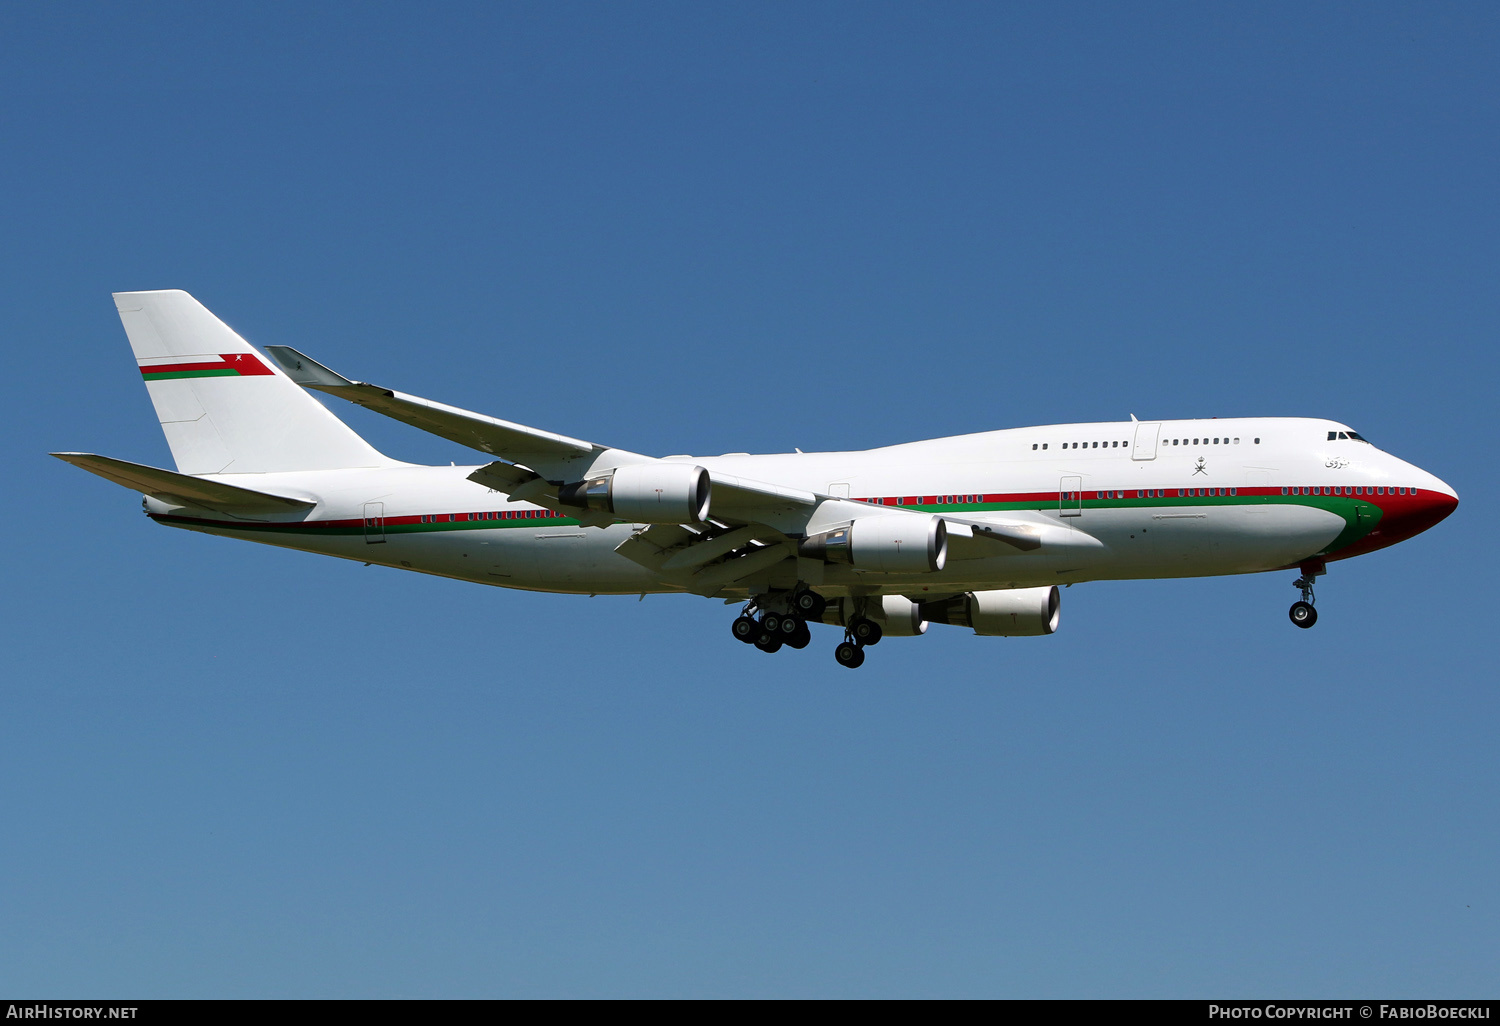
[146,416,1456,598]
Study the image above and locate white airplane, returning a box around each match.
[56,290,1459,668]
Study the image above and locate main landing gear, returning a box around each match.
[731,591,820,655]
[833,615,884,669]
[833,614,883,669]
[734,589,886,668]
[1289,561,1324,629]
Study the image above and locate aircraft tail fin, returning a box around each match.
[113,290,397,474]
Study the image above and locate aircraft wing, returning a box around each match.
[263,346,612,478]
[265,344,822,524]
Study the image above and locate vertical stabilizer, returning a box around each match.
[114,290,396,474]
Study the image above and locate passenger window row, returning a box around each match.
[1283,486,1412,496]
[419,509,559,523]
[1034,435,1262,450]
[1033,440,1129,450]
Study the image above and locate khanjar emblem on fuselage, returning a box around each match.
[1192,456,1207,475]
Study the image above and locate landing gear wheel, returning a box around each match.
[835,641,865,668]
[731,616,760,644]
[786,620,812,649]
[849,616,883,646]
[776,614,800,636]
[754,633,784,653]
[793,590,827,619]
[1289,601,1318,629]
[761,612,784,635]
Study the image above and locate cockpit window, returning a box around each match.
[1329,429,1371,443]
[1347,431,1368,442]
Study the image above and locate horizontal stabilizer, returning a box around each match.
[264,345,601,476]
[52,453,316,513]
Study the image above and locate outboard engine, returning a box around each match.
[820,595,928,636]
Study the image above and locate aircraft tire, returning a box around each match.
[732,616,760,643]
[850,617,883,646]
[1289,601,1318,629]
[761,612,784,634]
[793,590,827,619]
[754,633,784,653]
[786,620,812,649]
[835,641,865,668]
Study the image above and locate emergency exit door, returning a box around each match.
[1132,422,1160,460]
[363,501,386,543]
[1060,476,1083,517]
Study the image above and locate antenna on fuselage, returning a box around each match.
[1130,414,1138,422]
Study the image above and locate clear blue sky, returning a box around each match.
[2,2,1495,997]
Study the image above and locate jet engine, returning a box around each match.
[919,586,1060,636]
[821,595,929,636]
[557,463,711,524]
[799,515,947,573]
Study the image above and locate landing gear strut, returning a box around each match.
[1289,562,1323,629]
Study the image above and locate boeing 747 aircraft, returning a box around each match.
[56,291,1458,668]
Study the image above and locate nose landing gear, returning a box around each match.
[1289,561,1324,629]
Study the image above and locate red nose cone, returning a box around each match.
[1329,487,1458,562]
[1385,488,1458,542]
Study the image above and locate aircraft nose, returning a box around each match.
[1377,482,1458,548]
[1430,487,1459,521]
[1425,474,1459,518]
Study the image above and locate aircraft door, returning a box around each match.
[1132,422,1161,461]
[1059,476,1083,517]
[363,501,386,543]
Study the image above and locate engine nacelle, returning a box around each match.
[919,586,1060,636]
[557,463,711,524]
[800,514,947,574]
[820,595,928,637]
